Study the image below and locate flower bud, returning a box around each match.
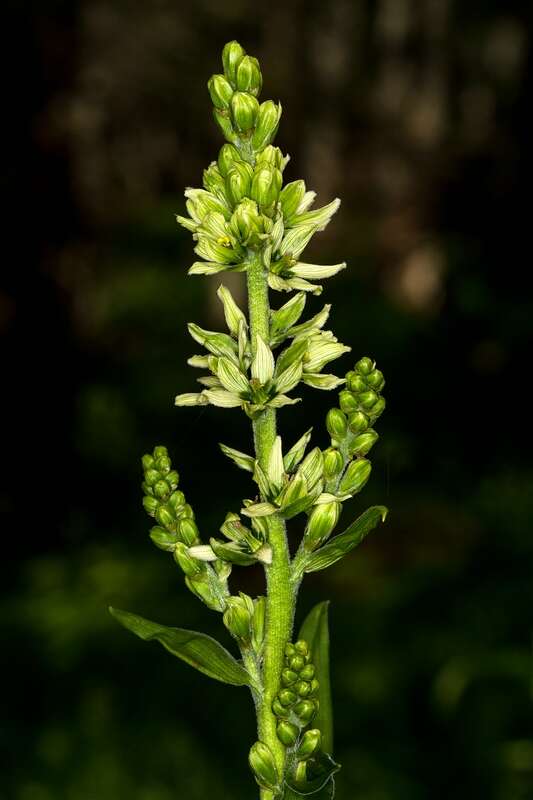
[236,55,262,96]
[185,575,225,612]
[294,640,309,656]
[248,741,279,792]
[223,596,253,643]
[250,166,282,208]
[149,526,178,552]
[300,664,315,680]
[225,161,253,206]
[142,495,159,516]
[339,390,358,414]
[366,368,385,391]
[168,490,186,511]
[207,74,234,110]
[356,356,374,375]
[272,698,290,718]
[277,720,299,747]
[309,678,320,695]
[305,501,341,550]
[279,180,306,219]
[326,407,348,439]
[155,455,171,473]
[217,143,241,178]
[144,468,161,486]
[294,700,317,725]
[295,680,311,698]
[178,518,200,546]
[173,542,202,576]
[349,430,379,457]
[297,729,322,760]
[346,373,367,393]
[230,91,259,132]
[252,100,281,150]
[285,643,296,658]
[279,689,297,707]
[369,396,386,420]
[153,445,168,459]
[281,668,298,686]
[212,108,237,143]
[256,145,284,170]
[323,447,344,480]
[166,470,179,490]
[222,40,246,84]
[202,164,226,200]
[339,458,372,495]
[348,411,369,433]
[155,504,175,530]
[153,479,170,499]
[230,198,264,244]
[142,454,155,471]
[289,654,306,672]
[358,390,379,409]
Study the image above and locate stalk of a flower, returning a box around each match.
[110,40,388,799]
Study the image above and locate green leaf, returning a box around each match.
[298,602,333,754]
[304,506,388,574]
[109,607,251,686]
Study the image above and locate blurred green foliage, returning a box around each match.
[3,0,532,798]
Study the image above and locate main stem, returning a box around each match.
[246,251,294,795]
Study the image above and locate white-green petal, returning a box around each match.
[187,323,239,361]
[267,436,285,491]
[187,354,211,368]
[283,427,313,472]
[278,225,318,259]
[268,273,293,292]
[188,545,217,562]
[219,443,255,473]
[295,190,316,215]
[268,394,301,408]
[270,292,307,342]
[291,262,347,280]
[275,359,303,394]
[291,198,341,230]
[216,357,250,394]
[217,285,247,337]
[251,335,275,384]
[174,392,209,407]
[253,462,274,499]
[194,237,240,265]
[197,376,223,388]
[176,214,197,232]
[203,389,243,408]
[304,340,351,373]
[289,304,331,337]
[188,261,231,276]
[302,373,346,390]
[285,277,323,295]
[241,502,278,518]
[271,215,285,252]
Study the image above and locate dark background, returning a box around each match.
[2,1,532,798]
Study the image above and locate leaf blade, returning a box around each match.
[298,601,333,754]
[109,607,251,686]
[305,506,388,574]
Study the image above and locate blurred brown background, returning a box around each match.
[2,1,532,798]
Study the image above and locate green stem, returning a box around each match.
[246,251,294,793]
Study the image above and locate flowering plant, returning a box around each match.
[110,40,387,799]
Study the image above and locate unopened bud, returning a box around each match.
[142,454,155,471]
[207,74,234,110]
[212,108,237,143]
[326,407,348,439]
[250,166,282,208]
[279,180,305,219]
[294,700,317,725]
[230,198,264,243]
[289,654,306,673]
[149,526,178,552]
[339,390,358,414]
[222,40,246,84]
[369,396,386,419]
[223,597,253,643]
[339,458,372,495]
[295,680,312,698]
[144,468,160,486]
[155,504,175,530]
[153,479,170,499]
[304,501,341,550]
[178,518,200,546]
[153,445,168,459]
[300,664,315,680]
[155,455,171,473]
[249,741,279,792]
[281,668,298,686]
[349,430,379,457]
[256,145,284,170]
[217,143,241,177]
[236,55,262,95]
[356,356,374,375]
[166,470,179,490]
[272,698,290,718]
[173,542,202,576]
[323,447,343,480]
[168,490,186,511]
[358,390,379,409]
[366,368,385,391]
[276,720,299,747]
[294,640,309,656]
[297,729,322,761]
[278,689,297,707]
[230,91,259,132]
[251,100,281,151]
[225,161,253,206]
[142,495,159,517]
[346,373,367,393]
[348,411,369,433]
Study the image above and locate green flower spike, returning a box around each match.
[111,40,390,800]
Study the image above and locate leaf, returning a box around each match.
[109,607,251,686]
[299,602,333,753]
[305,506,388,574]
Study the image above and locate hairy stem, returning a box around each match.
[246,251,294,792]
